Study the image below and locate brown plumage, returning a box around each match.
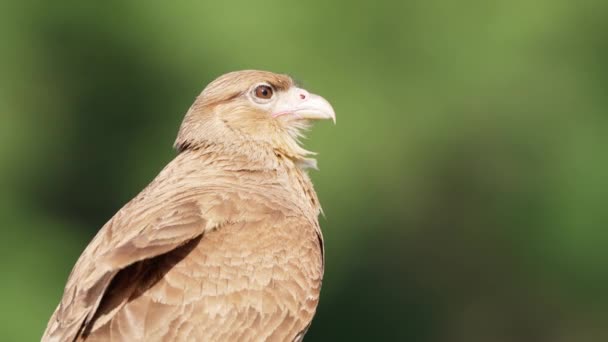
[42,70,335,341]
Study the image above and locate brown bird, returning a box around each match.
[42,70,335,342]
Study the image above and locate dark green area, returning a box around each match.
[1,1,608,341]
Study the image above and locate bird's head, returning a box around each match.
[175,70,335,168]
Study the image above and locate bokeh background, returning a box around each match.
[2,1,608,341]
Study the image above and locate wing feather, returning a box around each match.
[42,192,216,341]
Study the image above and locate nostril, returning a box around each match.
[297,89,310,100]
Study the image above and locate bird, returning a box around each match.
[42,70,335,342]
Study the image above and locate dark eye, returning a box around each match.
[254,85,274,99]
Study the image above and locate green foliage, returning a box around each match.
[1,1,608,341]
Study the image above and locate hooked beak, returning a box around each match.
[272,87,336,124]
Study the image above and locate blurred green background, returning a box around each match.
[2,1,608,341]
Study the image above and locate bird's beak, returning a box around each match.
[272,87,336,124]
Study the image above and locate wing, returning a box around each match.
[41,159,249,342]
[41,197,212,341]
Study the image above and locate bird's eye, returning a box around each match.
[254,85,274,100]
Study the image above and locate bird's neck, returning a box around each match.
[174,111,317,170]
[175,144,322,215]
[176,139,317,172]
